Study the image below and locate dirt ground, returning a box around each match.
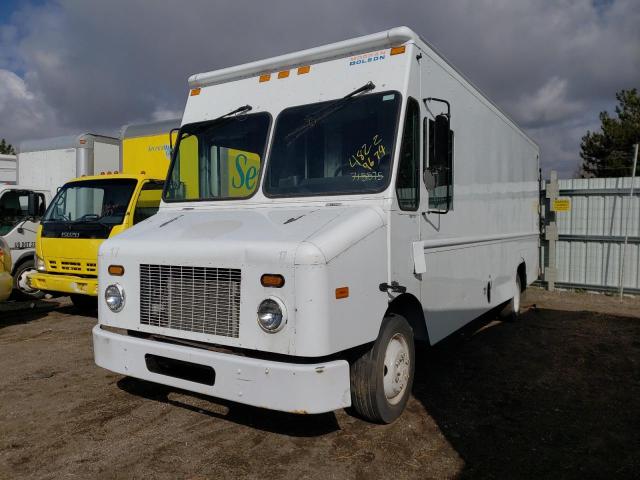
[1,288,639,480]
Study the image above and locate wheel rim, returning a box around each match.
[17,267,38,294]
[383,333,411,405]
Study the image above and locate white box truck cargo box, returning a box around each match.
[0,154,17,184]
[94,27,540,423]
[120,118,181,178]
[18,134,120,192]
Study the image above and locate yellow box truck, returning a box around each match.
[29,118,180,309]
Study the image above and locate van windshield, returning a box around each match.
[264,91,401,197]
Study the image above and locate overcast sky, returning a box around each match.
[0,0,638,176]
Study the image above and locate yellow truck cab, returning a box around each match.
[29,118,179,309]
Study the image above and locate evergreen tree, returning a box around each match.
[0,138,16,155]
[580,89,640,177]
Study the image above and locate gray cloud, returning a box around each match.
[0,0,638,177]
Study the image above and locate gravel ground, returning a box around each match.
[0,288,639,479]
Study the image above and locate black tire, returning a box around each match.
[499,274,522,322]
[11,259,44,300]
[70,294,98,312]
[349,313,415,424]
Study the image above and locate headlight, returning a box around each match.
[35,254,46,272]
[257,297,286,333]
[105,284,125,312]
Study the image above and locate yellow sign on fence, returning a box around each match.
[552,198,571,212]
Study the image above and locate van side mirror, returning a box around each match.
[27,192,38,218]
[433,114,450,168]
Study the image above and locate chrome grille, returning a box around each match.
[140,264,241,338]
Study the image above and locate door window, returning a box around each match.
[396,98,420,211]
[133,181,164,224]
[0,190,45,235]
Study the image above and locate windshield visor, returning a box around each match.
[41,179,137,239]
[264,91,401,197]
[164,113,271,202]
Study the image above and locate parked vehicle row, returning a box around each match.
[5,26,539,424]
[0,119,178,302]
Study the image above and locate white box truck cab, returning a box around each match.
[1,134,119,298]
[94,27,540,423]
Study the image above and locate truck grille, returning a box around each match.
[139,264,241,338]
[47,258,97,275]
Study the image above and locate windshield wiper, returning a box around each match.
[184,104,253,138]
[285,82,375,145]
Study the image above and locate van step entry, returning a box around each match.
[145,354,215,386]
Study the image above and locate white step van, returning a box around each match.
[94,27,539,423]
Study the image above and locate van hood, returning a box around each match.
[101,205,385,266]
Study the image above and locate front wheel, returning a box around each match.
[12,259,44,300]
[349,313,415,424]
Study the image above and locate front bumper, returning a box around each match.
[29,272,97,296]
[93,325,352,414]
[0,272,12,301]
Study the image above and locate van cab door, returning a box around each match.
[387,97,422,302]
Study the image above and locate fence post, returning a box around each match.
[544,170,559,291]
[619,143,639,298]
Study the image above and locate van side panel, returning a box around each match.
[414,39,539,344]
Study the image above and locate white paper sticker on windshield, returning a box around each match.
[382,94,395,101]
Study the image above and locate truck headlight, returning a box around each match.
[105,284,125,312]
[257,297,286,333]
[35,254,46,272]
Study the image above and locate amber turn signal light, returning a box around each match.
[261,274,285,288]
[335,287,349,299]
[108,265,125,276]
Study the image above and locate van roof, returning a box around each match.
[189,26,418,88]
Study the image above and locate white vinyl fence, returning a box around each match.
[542,173,640,294]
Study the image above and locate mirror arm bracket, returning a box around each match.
[423,97,450,118]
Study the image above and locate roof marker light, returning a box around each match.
[335,287,349,299]
[277,70,290,79]
[390,46,406,55]
[259,74,271,83]
[190,88,201,96]
[297,65,311,75]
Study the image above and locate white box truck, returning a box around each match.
[94,27,540,423]
[0,154,17,184]
[0,134,119,297]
